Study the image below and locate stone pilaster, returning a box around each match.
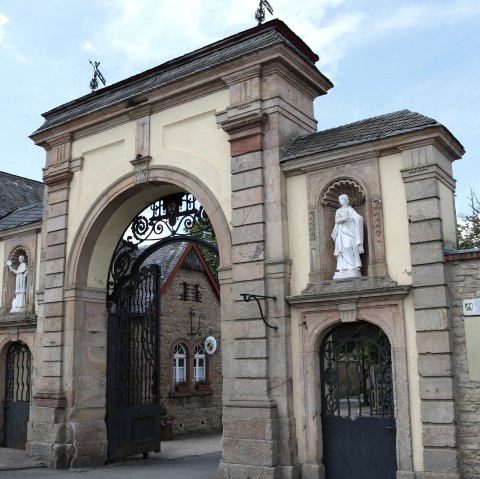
[27,134,74,468]
[401,145,461,478]
[217,52,328,477]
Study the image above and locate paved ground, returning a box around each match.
[0,432,222,479]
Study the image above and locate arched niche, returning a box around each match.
[306,158,387,284]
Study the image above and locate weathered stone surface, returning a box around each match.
[419,378,454,400]
[421,401,455,423]
[234,358,268,378]
[409,219,443,243]
[222,437,278,466]
[232,261,265,281]
[232,168,263,191]
[233,339,268,359]
[411,263,446,287]
[404,178,438,201]
[418,354,452,376]
[232,204,264,226]
[232,242,265,263]
[423,425,457,447]
[232,223,265,245]
[412,285,448,309]
[415,308,449,331]
[416,331,452,353]
[232,186,263,209]
[410,242,444,265]
[446,256,480,479]
[231,152,263,174]
[217,462,277,479]
[424,448,458,473]
[407,197,441,222]
[46,215,67,233]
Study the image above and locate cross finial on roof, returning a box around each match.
[255,0,273,25]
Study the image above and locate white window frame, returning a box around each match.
[193,344,206,383]
[173,343,187,384]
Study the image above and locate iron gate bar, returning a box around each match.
[4,342,31,449]
[107,263,161,460]
[320,322,393,418]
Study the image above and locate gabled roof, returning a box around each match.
[0,172,44,230]
[33,19,327,136]
[282,109,463,161]
[142,242,219,297]
[0,203,43,232]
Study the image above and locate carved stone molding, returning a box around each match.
[130,154,152,185]
[220,112,268,157]
[321,179,365,207]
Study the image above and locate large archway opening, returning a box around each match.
[105,192,221,461]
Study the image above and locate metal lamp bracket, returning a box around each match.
[240,294,278,330]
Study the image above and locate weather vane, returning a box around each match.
[255,0,273,25]
[89,60,106,93]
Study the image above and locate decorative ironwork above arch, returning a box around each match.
[321,179,365,208]
[107,192,216,302]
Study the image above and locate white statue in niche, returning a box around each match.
[331,194,364,279]
[6,255,28,312]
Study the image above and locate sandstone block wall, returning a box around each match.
[446,252,480,479]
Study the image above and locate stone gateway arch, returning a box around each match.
[21,18,471,479]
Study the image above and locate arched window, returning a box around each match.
[193,344,206,383]
[173,344,187,384]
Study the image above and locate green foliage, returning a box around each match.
[186,218,219,282]
[457,189,480,249]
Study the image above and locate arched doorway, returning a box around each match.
[320,322,396,479]
[4,342,31,449]
[106,192,219,461]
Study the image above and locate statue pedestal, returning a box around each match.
[333,270,361,280]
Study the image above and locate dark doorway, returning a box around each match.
[4,342,31,449]
[320,322,397,479]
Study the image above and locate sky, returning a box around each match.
[0,0,478,214]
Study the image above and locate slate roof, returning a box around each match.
[0,172,44,230]
[282,110,450,161]
[33,20,325,136]
[142,242,190,287]
[0,203,43,231]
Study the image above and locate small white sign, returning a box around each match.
[463,299,480,316]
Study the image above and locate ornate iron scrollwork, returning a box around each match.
[320,322,393,418]
[107,192,215,302]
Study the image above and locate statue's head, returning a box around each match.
[339,194,349,206]
[19,255,25,263]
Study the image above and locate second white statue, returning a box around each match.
[331,194,364,279]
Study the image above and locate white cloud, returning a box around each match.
[0,14,9,43]
[81,41,98,53]
[87,0,357,77]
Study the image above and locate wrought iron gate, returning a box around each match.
[4,342,31,449]
[107,264,161,460]
[320,322,397,479]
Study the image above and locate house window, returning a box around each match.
[173,344,187,384]
[194,344,206,383]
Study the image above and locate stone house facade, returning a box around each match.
[147,242,222,436]
[0,17,478,479]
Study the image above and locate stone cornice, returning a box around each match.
[286,276,411,305]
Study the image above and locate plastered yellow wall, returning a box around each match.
[379,153,412,285]
[379,152,422,469]
[286,175,310,295]
[68,90,230,288]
